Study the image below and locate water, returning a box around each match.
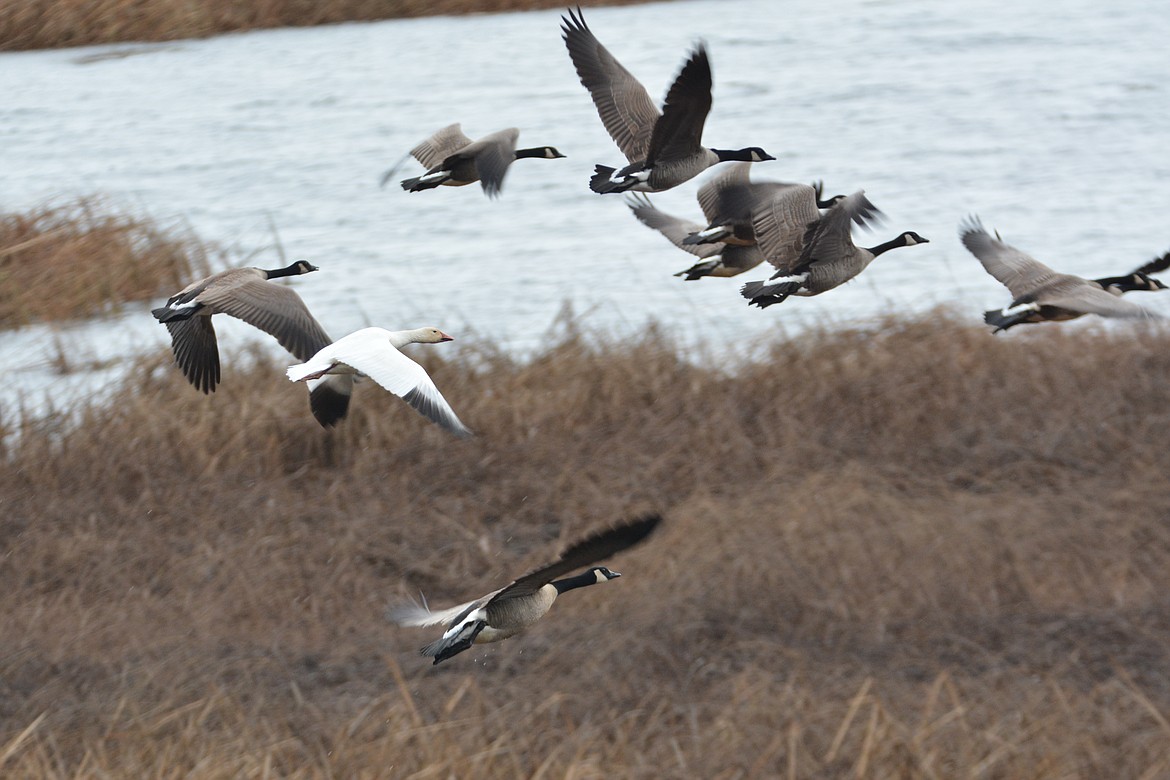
[2,0,1168,413]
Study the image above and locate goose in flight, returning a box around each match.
[286,326,472,437]
[741,191,927,308]
[960,216,1165,332]
[388,124,564,198]
[561,7,773,194]
[389,513,661,664]
[152,260,351,427]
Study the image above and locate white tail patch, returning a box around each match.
[1001,301,1040,317]
[763,272,809,290]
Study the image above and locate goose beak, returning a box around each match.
[439,331,454,342]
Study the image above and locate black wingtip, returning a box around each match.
[621,513,663,546]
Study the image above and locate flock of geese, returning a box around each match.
[150,7,1168,664]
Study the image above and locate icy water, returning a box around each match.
[2,0,1169,412]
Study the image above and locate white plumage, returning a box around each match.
[286,326,472,438]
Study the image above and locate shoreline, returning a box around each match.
[0,0,652,52]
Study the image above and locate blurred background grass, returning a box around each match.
[3,277,1170,774]
[0,0,644,51]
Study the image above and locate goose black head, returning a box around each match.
[1135,272,1168,291]
[266,260,319,279]
[516,146,567,160]
[592,566,621,582]
[899,231,929,247]
[714,147,776,163]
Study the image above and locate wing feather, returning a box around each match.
[561,7,659,162]
[959,216,1061,300]
[197,277,332,362]
[164,317,220,394]
[490,514,662,605]
[644,45,712,165]
[410,123,474,169]
[753,184,821,272]
[626,194,720,258]
[323,332,471,437]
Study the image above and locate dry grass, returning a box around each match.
[0,197,214,327]
[3,315,1170,777]
[0,0,646,51]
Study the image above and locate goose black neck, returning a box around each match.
[867,236,911,257]
[1093,273,1147,292]
[265,262,306,279]
[552,570,601,594]
[712,148,757,162]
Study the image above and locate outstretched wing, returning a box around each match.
[410,123,474,169]
[626,194,720,258]
[562,7,660,163]
[450,128,520,197]
[959,215,1061,300]
[164,317,220,394]
[327,333,472,438]
[491,514,662,605]
[198,276,332,362]
[644,45,712,165]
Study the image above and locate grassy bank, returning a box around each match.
[0,0,644,51]
[3,316,1170,777]
[0,197,213,327]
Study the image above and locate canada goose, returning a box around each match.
[626,193,766,279]
[389,513,661,664]
[152,261,351,427]
[1090,249,1170,294]
[684,165,841,248]
[561,7,773,194]
[741,191,928,308]
[960,216,1166,332]
[286,326,472,438]
[390,124,565,198]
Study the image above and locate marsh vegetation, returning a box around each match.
[3,310,1170,777]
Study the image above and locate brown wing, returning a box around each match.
[797,190,882,269]
[644,45,712,166]
[959,216,1062,300]
[449,128,520,197]
[490,514,662,605]
[165,316,220,393]
[410,123,474,169]
[752,184,821,272]
[626,194,721,259]
[561,7,660,163]
[695,163,753,223]
[198,276,332,362]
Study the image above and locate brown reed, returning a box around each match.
[2,313,1170,777]
[0,196,214,327]
[0,0,646,52]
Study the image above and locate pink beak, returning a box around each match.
[439,331,454,342]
